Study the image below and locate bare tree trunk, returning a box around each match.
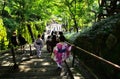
[73,17,78,32]
[27,24,34,42]
[74,0,78,33]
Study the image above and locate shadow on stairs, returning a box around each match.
[0,45,67,79]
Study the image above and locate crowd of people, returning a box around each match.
[11,31,72,70]
[34,31,72,70]
[45,31,72,70]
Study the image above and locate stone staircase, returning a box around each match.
[0,45,86,79]
[0,45,65,79]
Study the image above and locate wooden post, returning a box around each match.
[11,46,18,69]
[72,51,75,67]
[29,44,32,56]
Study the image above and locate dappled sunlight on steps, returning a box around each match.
[0,45,85,79]
[0,45,67,79]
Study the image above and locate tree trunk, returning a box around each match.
[27,24,34,42]
[73,17,78,32]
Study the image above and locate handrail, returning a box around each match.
[64,60,74,79]
[66,42,120,70]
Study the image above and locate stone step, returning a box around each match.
[18,59,56,67]
[0,76,66,79]
[19,63,56,68]
[0,71,61,78]
[0,45,63,79]
[0,66,57,73]
[18,66,58,72]
[20,56,53,62]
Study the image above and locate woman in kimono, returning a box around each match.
[53,36,72,70]
[34,34,44,58]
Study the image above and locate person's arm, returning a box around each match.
[41,39,44,48]
[68,46,72,51]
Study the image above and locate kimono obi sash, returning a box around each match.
[58,48,66,53]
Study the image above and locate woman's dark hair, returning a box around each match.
[59,36,65,42]
[47,36,51,39]
[59,31,63,36]
[38,34,41,38]
[52,35,56,40]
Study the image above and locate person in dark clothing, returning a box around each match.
[18,34,27,46]
[41,33,45,42]
[59,31,66,41]
[51,35,59,52]
[59,31,63,36]
[46,36,52,53]
[11,32,18,47]
[18,34,27,53]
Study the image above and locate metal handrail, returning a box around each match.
[64,60,74,79]
[66,42,120,79]
[66,42,120,70]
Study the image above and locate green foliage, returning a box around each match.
[0,18,8,50]
[0,18,6,39]
[65,32,80,43]
[0,0,100,49]
[61,0,99,31]
[3,18,18,31]
[66,14,120,79]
